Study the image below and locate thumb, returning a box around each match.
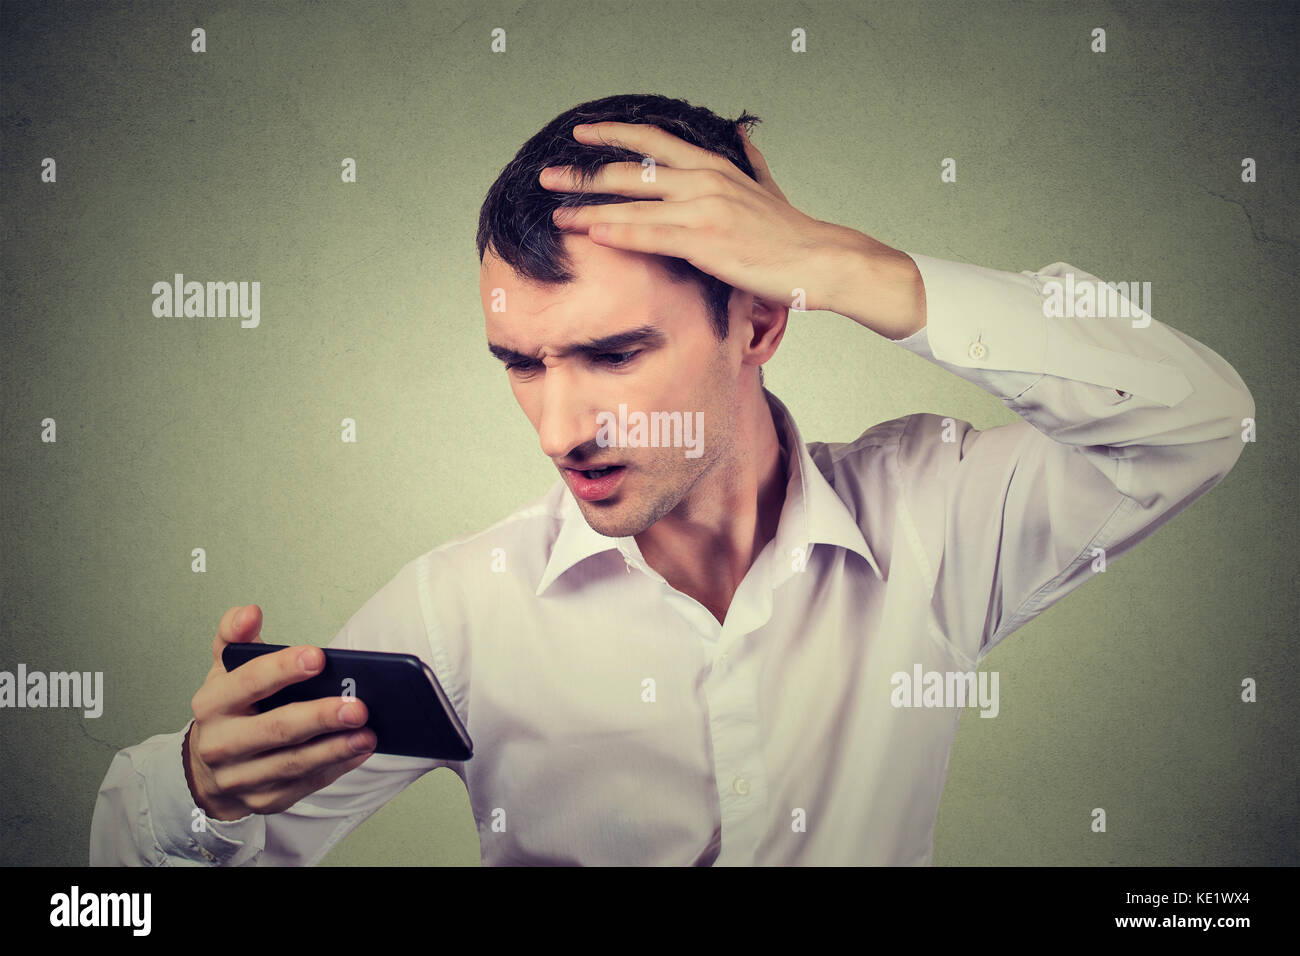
[738,124,789,203]
[211,604,263,665]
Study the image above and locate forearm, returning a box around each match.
[820,225,927,340]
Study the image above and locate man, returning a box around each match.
[91,94,1253,865]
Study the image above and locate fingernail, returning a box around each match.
[299,648,320,672]
[339,701,364,725]
[232,607,244,629]
[349,731,374,752]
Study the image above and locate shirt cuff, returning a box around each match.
[142,719,266,865]
[894,252,1045,402]
[895,252,1194,408]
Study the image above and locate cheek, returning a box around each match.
[509,380,540,427]
[703,388,736,455]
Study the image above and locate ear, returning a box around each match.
[740,294,788,372]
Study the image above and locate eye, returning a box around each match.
[496,361,538,379]
[595,351,639,368]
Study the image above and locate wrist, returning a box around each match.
[827,229,927,339]
[182,721,243,822]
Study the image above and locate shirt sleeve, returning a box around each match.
[89,553,464,865]
[890,252,1254,665]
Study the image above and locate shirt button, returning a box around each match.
[732,776,749,795]
[967,341,987,361]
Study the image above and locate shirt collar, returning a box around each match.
[535,388,884,597]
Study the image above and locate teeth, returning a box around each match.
[583,467,613,479]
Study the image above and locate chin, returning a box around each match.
[578,505,651,539]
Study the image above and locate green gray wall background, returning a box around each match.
[2,0,1295,866]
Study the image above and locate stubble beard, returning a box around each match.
[577,447,723,539]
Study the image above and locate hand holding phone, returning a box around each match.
[184,605,471,823]
[221,641,471,762]
[184,605,375,822]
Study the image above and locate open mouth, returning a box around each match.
[564,464,627,502]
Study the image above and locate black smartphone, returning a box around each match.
[221,642,472,761]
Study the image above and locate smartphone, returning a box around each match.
[222,642,472,761]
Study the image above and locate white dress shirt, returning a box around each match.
[90,253,1253,866]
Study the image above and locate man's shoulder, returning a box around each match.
[429,480,565,554]
[806,411,963,482]
[805,410,1028,517]
[410,479,569,596]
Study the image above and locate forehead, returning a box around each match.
[480,234,699,332]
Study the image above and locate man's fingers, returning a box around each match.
[571,121,747,184]
[197,643,325,718]
[209,725,376,793]
[198,695,369,765]
[218,747,377,817]
[542,161,729,203]
[738,125,789,202]
[211,604,264,664]
[554,198,705,232]
[585,221,698,261]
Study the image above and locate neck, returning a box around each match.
[634,389,789,625]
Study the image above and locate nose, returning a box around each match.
[536,368,598,462]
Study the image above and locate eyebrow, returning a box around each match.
[487,324,667,364]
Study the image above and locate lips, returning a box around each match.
[562,464,626,502]
[574,465,618,479]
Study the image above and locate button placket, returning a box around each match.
[704,650,770,863]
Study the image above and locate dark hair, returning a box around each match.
[476,94,763,344]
